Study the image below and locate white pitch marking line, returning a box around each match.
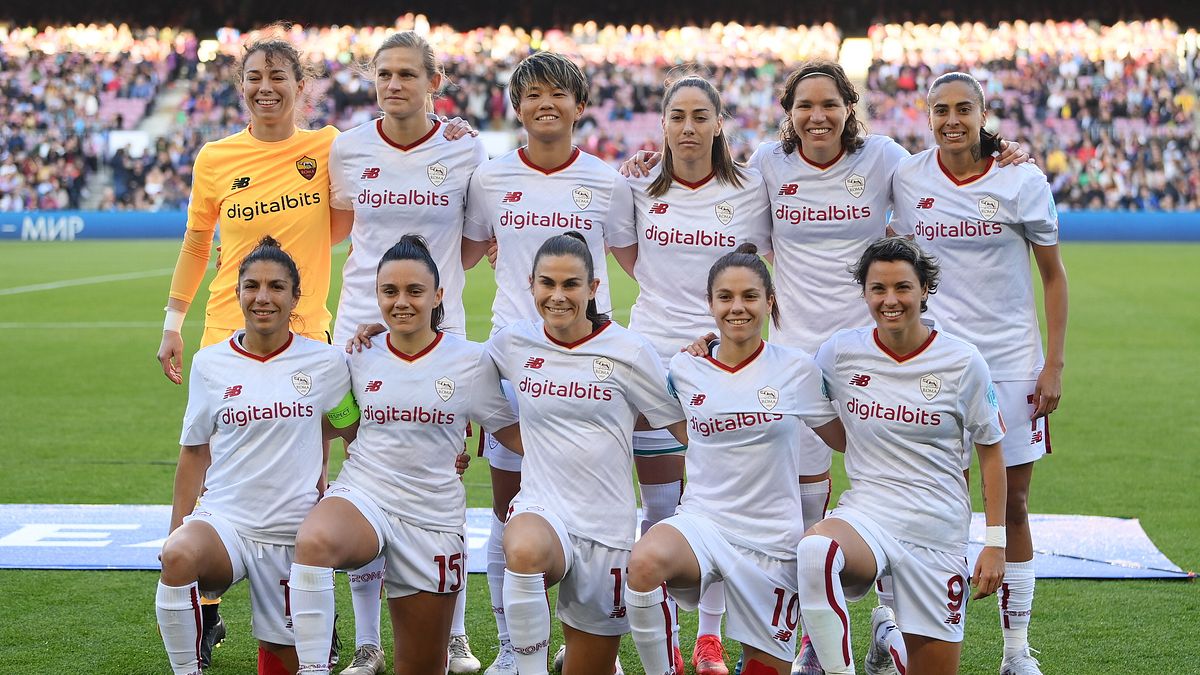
[0,268,174,296]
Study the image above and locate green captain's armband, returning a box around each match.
[325,391,361,429]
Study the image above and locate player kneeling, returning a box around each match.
[624,244,846,675]
[797,237,1007,674]
[156,238,355,675]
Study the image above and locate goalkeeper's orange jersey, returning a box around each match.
[170,125,338,335]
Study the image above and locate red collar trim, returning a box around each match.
[799,146,845,170]
[936,150,993,186]
[376,118,440,151]
[544,320,611,349]
[873,328,937,363]
[671,170,716,190]
[704,340,765,373]
[387,331,443,362]
[519,146,580,175]
[229,332,294,362]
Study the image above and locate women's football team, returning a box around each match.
[155,25,1066,675]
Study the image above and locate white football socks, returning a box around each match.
[348,555,385,649]
[799,478,831,531]
[640,480,683,646]
[502,569,550,675]
[696,582,726,638]
[156,580,203,675]
[290,563,336,675]
[626,584,674,675]
[1000,559,1036,657]
[487,513,511,643]
[796,535,855,674]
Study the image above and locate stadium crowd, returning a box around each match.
[1,17,1197,212]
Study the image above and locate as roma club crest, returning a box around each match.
[978,195,999,220]
[757,386,779,410]
[919,373,942,401]
[572,186,593,210]
[435,376,455,402]
[428,162,448,187]
[845,173,866,198]
[715,200,734,225]
[292,371,312,396]
[295,155,318,181]
[593,357,614,381]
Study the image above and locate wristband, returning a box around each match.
[163,307,186,333]
[985,525,1007,548]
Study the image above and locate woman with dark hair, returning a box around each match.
[486,232,685,675]
[798,236,1008,675]
[624,72,773,675]
[462,51,639,675]
[289,235,522,675]
[625,243,845,675]
[889,73,1068,675]
[155,237,355,675]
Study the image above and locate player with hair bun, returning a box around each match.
[798,236,1008,675]
[288,235,521,675]
[485,232,685,675]
[462,51,639,675]
[625,243,845,675]
[155,237,356,675]
[328,31,488,675]
[623,70,772,675]
[889,72,1068,675]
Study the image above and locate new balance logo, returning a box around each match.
[916,197,935,209]
[690,394,706,406]
[778,183,799,196]
[944,612,962,625]
[223,385,242,399]
[1031,431,1043,444]
[648,202,669,215]
[524,357,545,369]
[360,167,380,179]
[773,629,793,641]
[609,607,627,618]
[849,374,871,387]
[365,380,383,393]
[231,176,251,190]
[502,191,523,203]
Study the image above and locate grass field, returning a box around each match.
[1,240,1197,673]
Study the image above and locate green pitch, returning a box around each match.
[0,241,1196,673]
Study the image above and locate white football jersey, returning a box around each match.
[627,167,772,363]
[889,149,1059,380]
[815,326,1005,555]
[668,342,838,558]
[463,148,637,334]
[335,332,516,532]
[749,136,909,351]
[330,119,488,342]
[180,333,351,544]
[486,320,684,549]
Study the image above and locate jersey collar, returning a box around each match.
[544,320,612,349]
[376,118,440,152]
[936,149,994,186]
[229,331,294,362]
[873,328,938,363]
[671,170,716,190]
[519,146,581,175]
[704,339,765,373]
[387,331,444,362]
[799,146,845,170]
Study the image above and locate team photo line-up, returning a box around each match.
[152,25,1067,675]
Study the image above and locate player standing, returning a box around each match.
[889,72,1068,675]
[328,32,489,675]
[486,232,685,675]
[288,235,521,675]
[624,244,845,675]
[461,51,638,675]
[624,73,772,675]
[155,237,356,675]
[798,236,1008,675]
